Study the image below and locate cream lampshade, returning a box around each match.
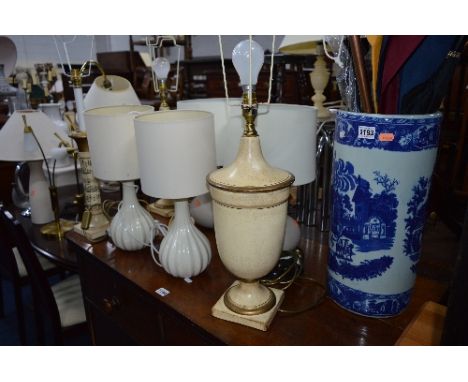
[177,98,239,166]
[178,99,317,185]
[134,110,217,278]
[0,110,67,224]
[178,99,317,252]
[83,75,141,110]
[0,36,17,77]
[279,35,331,119]
[84,105,155,251]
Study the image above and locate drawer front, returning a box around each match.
[80,254,164,345]
[160,310,221,346]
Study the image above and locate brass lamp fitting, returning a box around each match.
[241,89,258,137]
[70,68,82,88]
[158,80,170,111]
[79,60,112,89]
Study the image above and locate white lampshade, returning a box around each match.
[134,110,216,199]
[0,110,66,162]
[83,75,141,110]
[278,35,324,55]
[0,110,67,225]
[177,99,317,186]
[0,36,17,76]
[84,105,154,181]
[177,98,238,166]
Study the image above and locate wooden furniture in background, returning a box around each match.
[181,55,318,104]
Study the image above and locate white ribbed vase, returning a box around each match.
[109,182,155,251]
[159,199,212,278]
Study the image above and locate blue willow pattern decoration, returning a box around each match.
[328,277,412,317]
[335,111,441,151]
[404,177,431,273]
[329,157,398,281]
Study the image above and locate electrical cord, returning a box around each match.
[260,249,326,315]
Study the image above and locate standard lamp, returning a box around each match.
[279,35,330,119]
[85,105,155,251]
[0,110,69,226]
[207,39,295,331]
[134,110,216,278]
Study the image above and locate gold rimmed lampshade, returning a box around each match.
[0,110,67,225]
[279,35,331,119]
[85,105,155,251]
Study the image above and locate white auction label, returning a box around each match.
[358,126,376,139]
[155,287,170,297]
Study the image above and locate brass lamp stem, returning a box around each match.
[158,80,170,111]
[241,89,258,137]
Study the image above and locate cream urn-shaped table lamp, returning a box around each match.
[208,39,295,331]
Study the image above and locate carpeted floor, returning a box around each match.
[0,275,92,346]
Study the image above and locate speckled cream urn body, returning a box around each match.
[208,136,294,315]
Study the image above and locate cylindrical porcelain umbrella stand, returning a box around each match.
[328,110,442,317]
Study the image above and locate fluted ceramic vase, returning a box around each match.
[159,199,212,278]
[328,111,442,317]
[109,182,155,251]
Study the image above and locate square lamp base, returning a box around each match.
[73,223,108,242]
[211,281,284,331]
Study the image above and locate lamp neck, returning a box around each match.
[158,80,170,111]
[122,181,139,205]
[241,90,258,137]
[173,199,191,225]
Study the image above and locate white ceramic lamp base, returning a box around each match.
[29,161,54,224]
[108,181,155,251]
[212,281,284,331]
[159,199,211,278]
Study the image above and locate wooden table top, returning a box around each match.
[66,218,447,346]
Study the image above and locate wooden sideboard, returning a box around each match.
[67,219,447,346]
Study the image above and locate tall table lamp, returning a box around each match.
[84,105,155,251]
[134,110,216,278]
[206,39,299,331]
[279,35,330,119]
[68,62,142,241]
[0,110,67,225]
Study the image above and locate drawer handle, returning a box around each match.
[102,296,120,314]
